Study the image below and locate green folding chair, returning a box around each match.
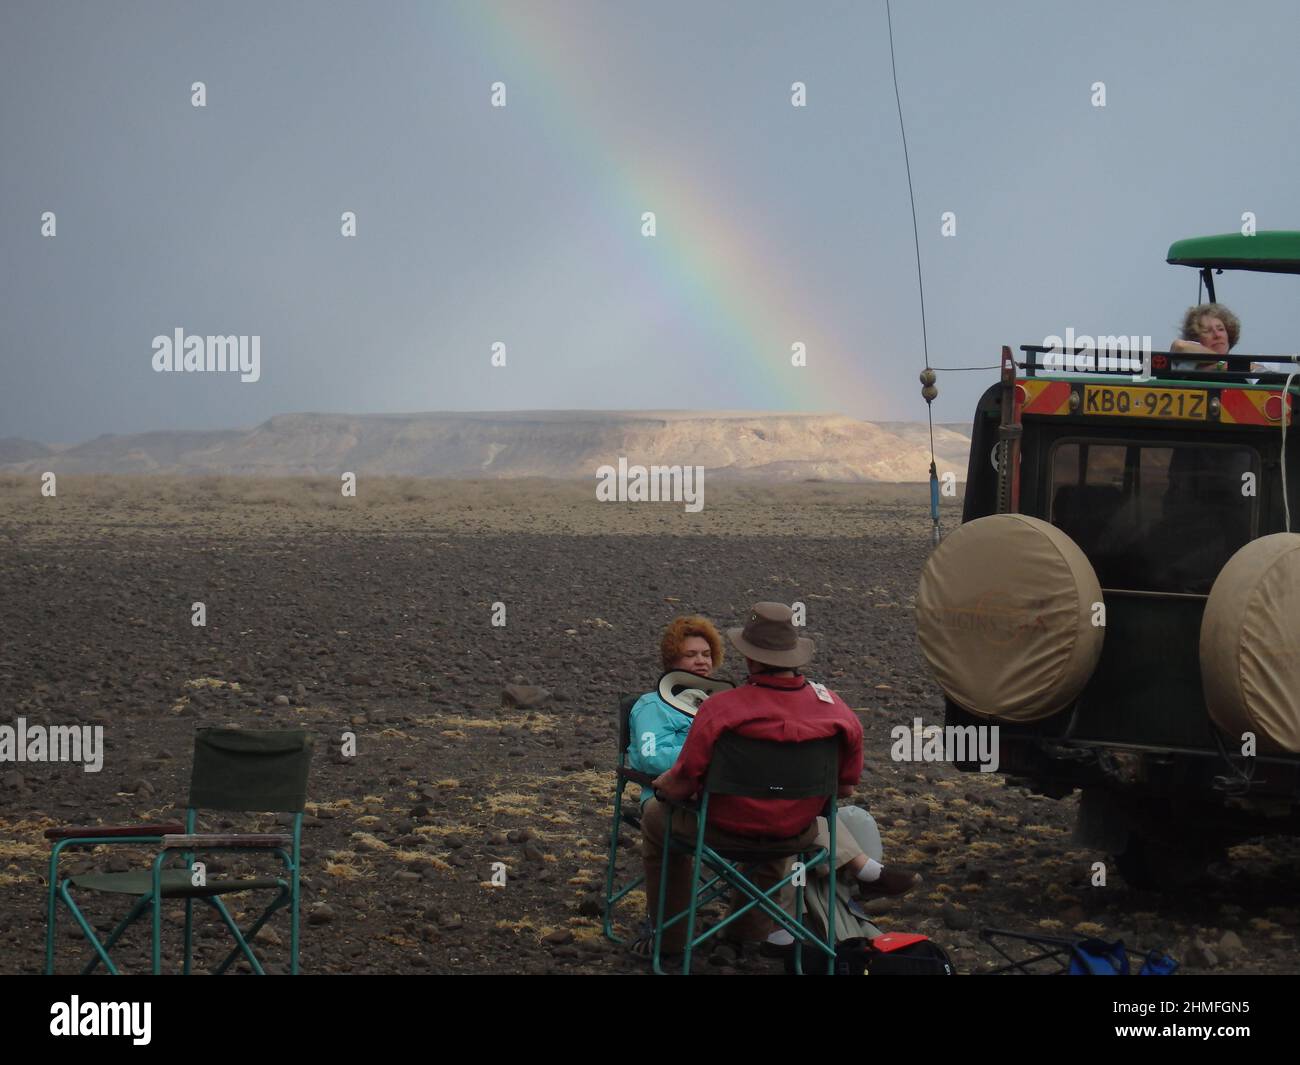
[652,732,840,975]
[45,727,313,975]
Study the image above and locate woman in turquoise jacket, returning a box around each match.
[626,615,719,804]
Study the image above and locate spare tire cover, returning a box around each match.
[1201,533,1300,753]
[916,514,1105,721]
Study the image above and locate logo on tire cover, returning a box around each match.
[923,590,1051,648]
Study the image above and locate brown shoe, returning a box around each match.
[857,866,920,900]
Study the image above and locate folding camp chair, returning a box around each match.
[652,732,840,975]
[45,727,313,975]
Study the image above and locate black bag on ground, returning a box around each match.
[786,933,956,975]
[861,932,955,975]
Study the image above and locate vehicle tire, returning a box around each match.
[916,514,1105,721]
[1114,833,1218,891]
[1201,532,1300,753]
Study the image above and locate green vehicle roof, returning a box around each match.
[1167,231,1300,274]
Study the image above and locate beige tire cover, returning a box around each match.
[1201,533,1300,753]
[916,514,1105,721]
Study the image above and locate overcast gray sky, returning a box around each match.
[2,0,1298,443]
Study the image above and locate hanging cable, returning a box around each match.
[1283,372,1297,531]
[885,0,941,544]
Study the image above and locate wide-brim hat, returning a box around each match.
[657,670,735,717]
[727,602,814,668]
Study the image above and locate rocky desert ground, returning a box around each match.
[1,475,1297,975]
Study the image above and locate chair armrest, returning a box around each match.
[620,768,656,788]
[160,833,292,850]
[44,822,185,841]
[656,792,701,812]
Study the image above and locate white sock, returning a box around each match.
[766,929,794,946]
[856,858,884,882]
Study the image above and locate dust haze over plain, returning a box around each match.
[2,0,1298,447]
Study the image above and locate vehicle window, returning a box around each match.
[1048,441,1257,593]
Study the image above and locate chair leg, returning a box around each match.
[81,894,153,976]
[652,822,675,976]
[826,810,838,975]
[183,897,194,976]
[602,790,649,945]
[58,882,122,976]
[211,889,289,975]
[151,854,166,974]
[681,806,710,976]
[209,894,271,975]
[290,869,301,976]
[793,850,805,976]
[712,851,834,962]
[45,856,60,975]
[603,790,624,942]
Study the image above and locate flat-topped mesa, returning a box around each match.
[2,411,971,483]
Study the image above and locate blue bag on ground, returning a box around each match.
[1068,938,1130,975]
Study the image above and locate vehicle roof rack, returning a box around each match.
[1017,345,1300,384]
[1167,231,1300,275]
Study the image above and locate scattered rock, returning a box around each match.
[1217,930,1244,962]
[307,903,334,926]
[502,684,551,709]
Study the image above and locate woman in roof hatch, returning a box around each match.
[1169,302,1243,371]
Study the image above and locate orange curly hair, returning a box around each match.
[659,615,724,672]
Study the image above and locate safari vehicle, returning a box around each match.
[916,232,1300,888]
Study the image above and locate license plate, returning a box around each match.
[1083,386,1208,420]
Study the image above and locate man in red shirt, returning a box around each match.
[639,602,869,954]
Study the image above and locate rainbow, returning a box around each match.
[446,3,880,414]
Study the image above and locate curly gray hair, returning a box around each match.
[1179,303,1241,350]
